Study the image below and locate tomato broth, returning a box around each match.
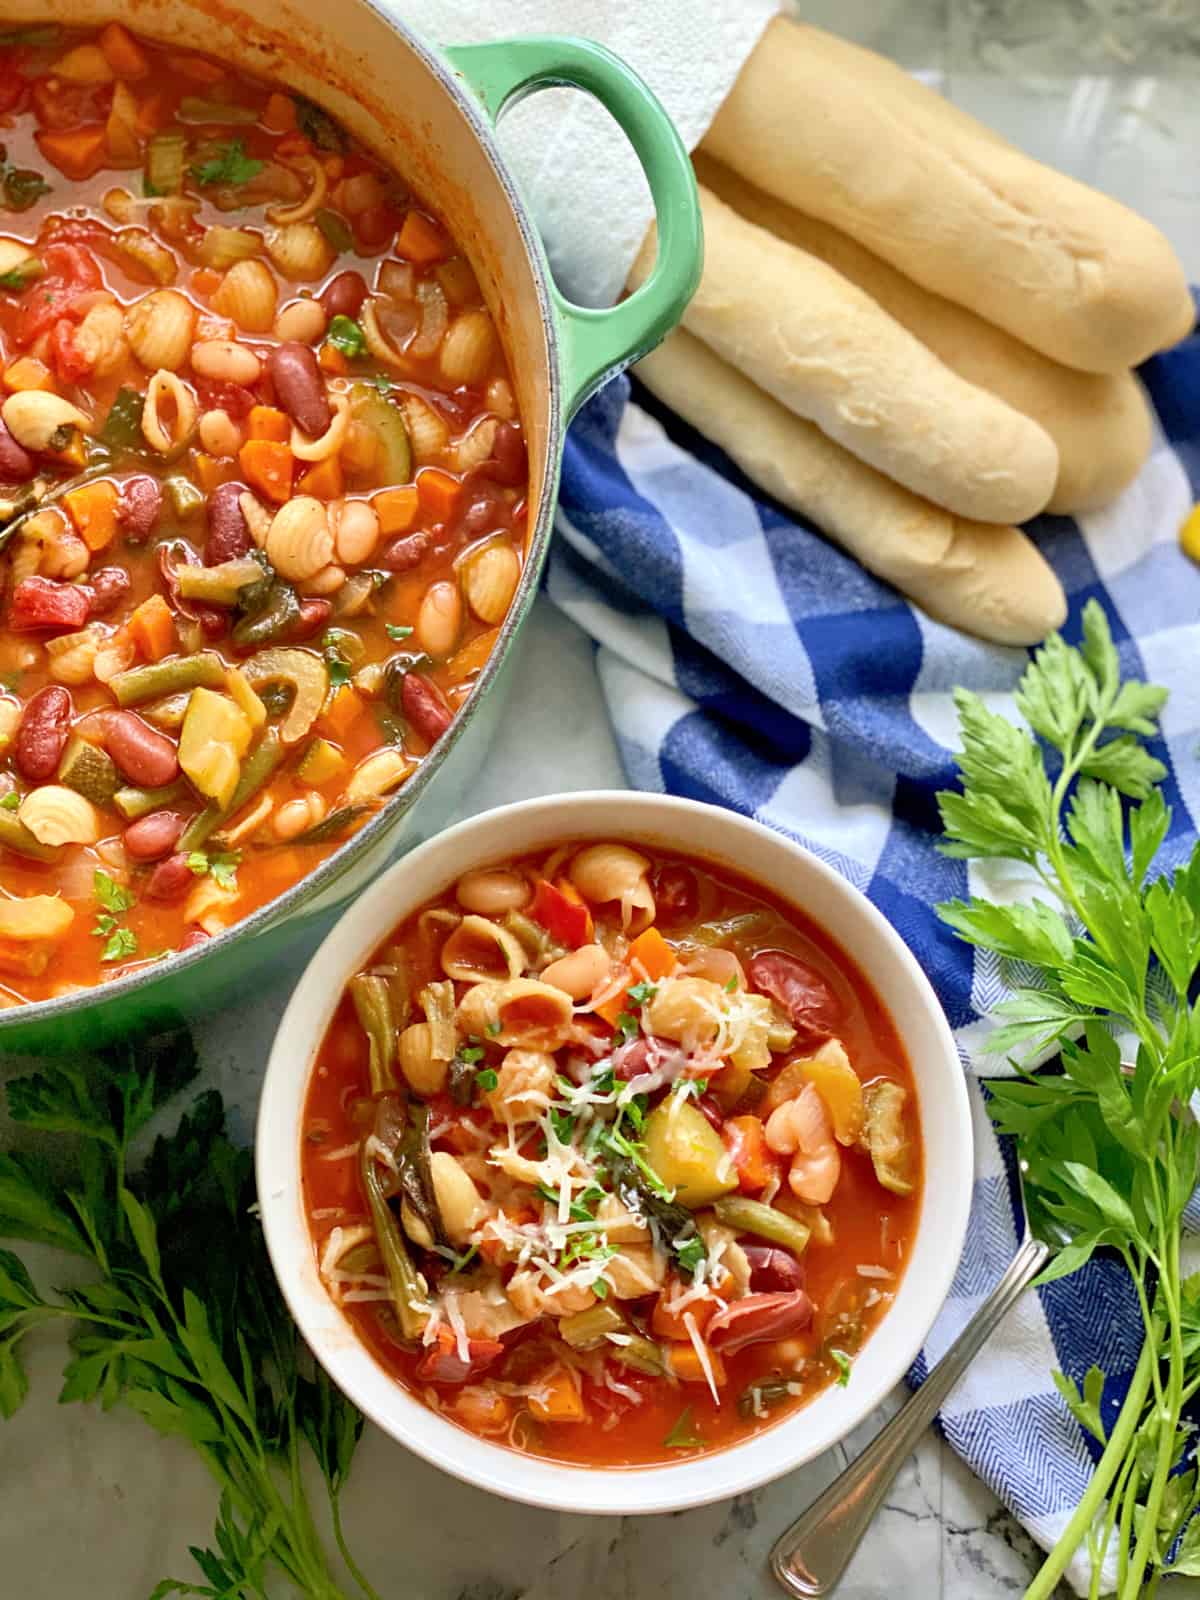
[0,22,527,1004]
[302,842,922,1467]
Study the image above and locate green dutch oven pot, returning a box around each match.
[0,2,701,1053]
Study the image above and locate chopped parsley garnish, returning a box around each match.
[0,790,19,811]
[663,1406,705,1449]
[549,1106,576,1144]
[386,623,414,641]
[327,314,367,359]
[724,974,739,993]
[474,1067,498,1093]
[190,138,263,188]
[673,1233,707,1275]
[559,1231,614,1271]
[614,1010,640,1045]
[536,1181,601,1224]
[485,1019,502,1037]
[626,981,657,1006]
[3,167,50,212]
[592,1278,609,1300]
[94,869,135,916]
[619,1093,648,1134]
[830,1348,853,1387]
[590,1065,615,1095]
[186,851,240,890]
[93,917,137,964]
[458,1045,484,1066]
[371,372,394,395]
[442,1241,480,1276]
[322,630,353,689]
[676,1077,709,1100]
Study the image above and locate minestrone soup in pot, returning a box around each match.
[0,23,528,1004]
[303,842,922,1466]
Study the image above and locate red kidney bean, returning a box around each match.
[123,809,186,862]
[180,926,210,952]
[145,852,194,902]
[205,480,251,564]
[118,474,163,543]
[707,1290,813,1355]
[653,863,699,927]
[319,269,367,320]
[15,684,72,782]
[478,420,526,487]
[401,672,452,745]
[0,418,33,481]
[742,1245,806,1294]
[747,951,841,1049]
[612,1037,653,1081]
[696,1092,725,1131]
[459,485,505,539]
[292,597,332,640]
[105,710,180,787]
[266,342,330,437]
[377,530,432,572]
[87,566,131,617]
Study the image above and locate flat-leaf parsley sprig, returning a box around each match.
[936,600,1200,1600]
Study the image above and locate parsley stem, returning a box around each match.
[332,1488,385,1600]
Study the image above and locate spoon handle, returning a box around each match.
[769,1232,1050,1599]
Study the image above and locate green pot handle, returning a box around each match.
[444,35,702,419]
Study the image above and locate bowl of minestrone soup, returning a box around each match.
[0,9,700,1047]
[258,792,973,1512]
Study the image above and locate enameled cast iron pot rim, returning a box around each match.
[0,13,702,1040]
[256,791,974,1517]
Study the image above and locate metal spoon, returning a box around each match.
[770,1222,1049,1597]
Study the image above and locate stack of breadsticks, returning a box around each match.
[630,17,1195,645]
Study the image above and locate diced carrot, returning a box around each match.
[246,405,290,443]
[126,596,175,663]
[167,53,225,84]
[652,1288,719,1343]
[627,926,678,982]
[192,267,222,297]
[373,484,418,534]
[134,91,166,138]
[0,938,52,978]
[318,683,364,739]
[99,21,150,79]
[3,357,54,392]
[721,1115,780,1195]
[239,439,294,504]
[446,627,500,684]
[322,155,345,181]
[276,132,312,159]
[191,452,227,494]
[298,455,344,500]
[395,209,448,264]
[527,1367,586,1423]
[262,92,296,133]
[453,1387,511,1433]
[666,1341,727,1387]
[318,342,349,376]
[35,126,108,182]
[63,480,119,553]
[416,467,461,524]
[531,878,593,949]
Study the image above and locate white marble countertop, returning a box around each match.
[3,4,1199,1597]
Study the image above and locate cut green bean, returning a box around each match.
[713,1195,811,1256]
[110,651,226,707]
[179,728,284,852]
[0,810,62,861]
[611,1333,665,1377]
[113,778,190,821]
[361,1145,429,1343]
[559,1303,626,1350]
[177,557,261,605]
[350,973,396,1096]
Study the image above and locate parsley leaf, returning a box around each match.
[673,1233,706,1275]
[663,1406,705,1449]
[549,1106,576,1144]
[485,1019,502,1037]
[189,138,263,188]
[386,623,414,641]
[474,1067,498,1093]
[627,981,657,1006]
[94,869,135,916]
[615,1010,639,1045]
[327,314,367,358]
[458,1045,484,1066]
[97,924,138,964]
[830,1348,852,1387]
[185,851,240,890]
[322,629,353,689]
[0,790,19,811]
[723,974,739,993]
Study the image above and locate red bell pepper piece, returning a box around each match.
[530,878,593,949]
[9,576,92,632]
[721,1115,781,1194]
[414,1326,504,1384]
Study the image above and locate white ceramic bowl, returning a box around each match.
[257,792,973,1515]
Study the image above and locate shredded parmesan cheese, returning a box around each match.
[683,1309,721,1407]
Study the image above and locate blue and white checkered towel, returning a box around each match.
[545,327,1200,1590]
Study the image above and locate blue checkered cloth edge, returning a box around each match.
[544,320,1200,1592]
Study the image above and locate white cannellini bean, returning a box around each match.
[190,338,263,386]
[540,943,612,1002]
[331,500,380,566]
[198,407,244,458]
[454,867,530,916]
[273,297,327,343]
[414,580,461,659]
[273,793,325,841]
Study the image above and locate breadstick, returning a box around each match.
[702,17,1194,375]
[634,330,1067,647]
[630,187,1059,526]
[695,154,1153,516]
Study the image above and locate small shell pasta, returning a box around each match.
[401,393,448,463]
[456,977,575,1049]
[46,623,108,685]
[398,1021,446,1096]
[464,542,520,625]
[19,785,100,847]
[440,309,497,386]
[212,258,278,333]
[125,288,195,371]
[344,747,414,801]
[265,222,333,281]
[265,495,333,581]
[239,491,272,548]
[429,1152,487,1245]
[440,915,526,982]
[569,843,655,929]
[142,369,198,454]
[450,416,496,473]
[291,393,349,461]
[73,298,127,376]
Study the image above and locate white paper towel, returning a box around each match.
[397,0,778,306]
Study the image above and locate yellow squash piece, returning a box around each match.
[0,894,74,941]
[643,1099,738,1209]
[179,687,253,809]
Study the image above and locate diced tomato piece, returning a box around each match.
[414,1326,504,1384]
[0,68,27,115]
[195,378,257,419]
[530,878,593,949]
[721,1115,781,1194]
[9,577,91,631]
[354,203,400,250]
[14,242,103,346]
[30,77,109,132]
[49,318,89,384]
